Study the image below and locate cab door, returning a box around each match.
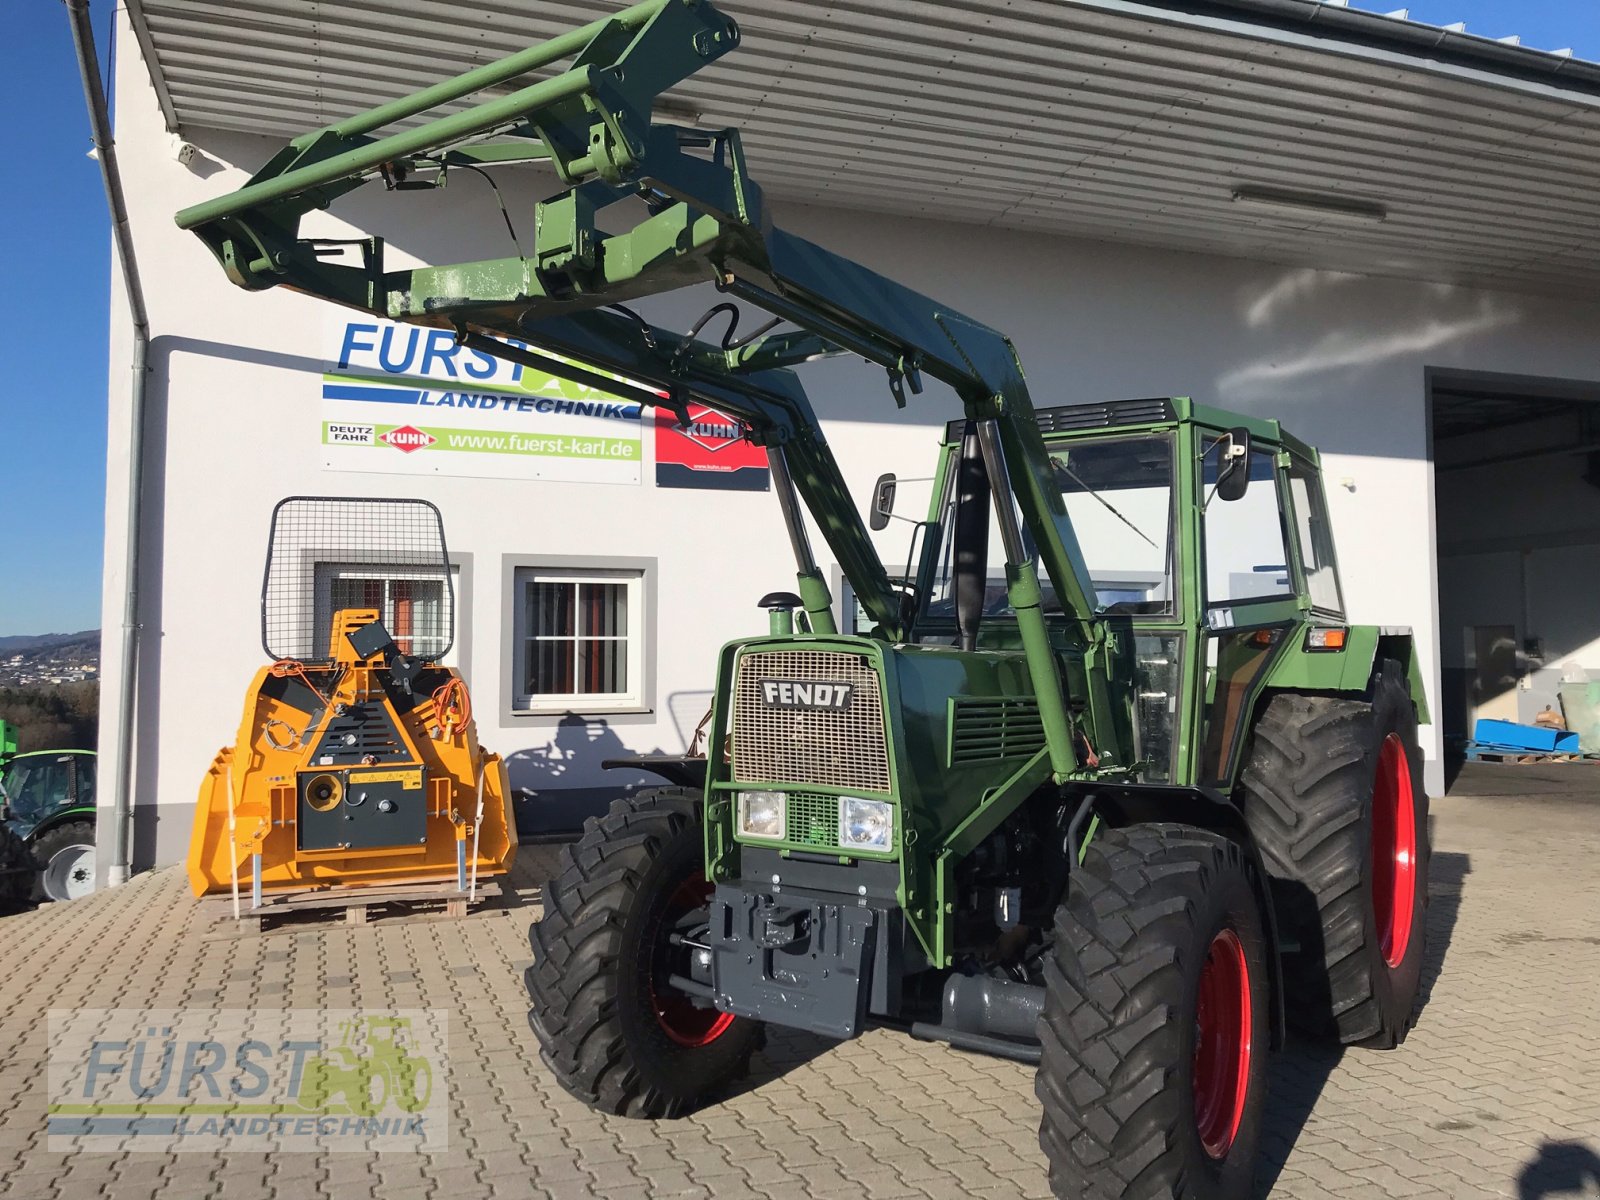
[1195,437,1300,789]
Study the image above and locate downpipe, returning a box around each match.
[68,0,151,887]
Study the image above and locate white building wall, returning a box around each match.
[102,13,1600,865]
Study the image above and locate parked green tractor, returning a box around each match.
[0,721,98,903]
[177,1,1430,1192]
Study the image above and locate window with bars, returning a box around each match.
[314,564,451,659]
[513,567,644,711]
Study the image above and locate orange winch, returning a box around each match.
[186,497,515,899]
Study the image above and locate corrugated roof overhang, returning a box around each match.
[127,0,1600,299]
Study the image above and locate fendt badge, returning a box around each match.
[760,679,854,710]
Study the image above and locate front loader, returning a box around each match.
[175,2,1432,1193]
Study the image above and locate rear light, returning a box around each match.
[1306,627,1348,651]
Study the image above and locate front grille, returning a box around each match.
[787,793,839,849]
[732,651,891,793]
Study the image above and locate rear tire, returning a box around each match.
[525,787,762,1117]
[1036,824,1270,1200]
[31,820,97,903]
[1238,659,1429,1047]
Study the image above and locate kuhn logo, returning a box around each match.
[761,680,853,710]
[680,404,743,453]
[382,425,436,453]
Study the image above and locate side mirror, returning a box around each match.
[1215,427,1252,503]
[869,472,898,531]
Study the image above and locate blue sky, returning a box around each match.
[5,2,1600,636]
[6,3,112,636]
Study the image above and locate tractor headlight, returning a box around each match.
[737,791,787,841]
[839,797,894,852]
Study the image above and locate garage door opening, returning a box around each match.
[1431,372,1600,793]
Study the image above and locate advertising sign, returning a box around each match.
[322,319,642,484]
[654,403,770,491]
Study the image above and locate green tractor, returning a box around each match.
[176,1,1429,1192]
[0,720,98,904]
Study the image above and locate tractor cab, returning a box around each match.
[888,397,1357,791]
[1,750,96,842]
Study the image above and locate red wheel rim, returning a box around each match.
[1370,733,1418,969]
[647,872,735,1048]
[1193,927,1252,1160]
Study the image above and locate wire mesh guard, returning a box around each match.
[261,497,454,663]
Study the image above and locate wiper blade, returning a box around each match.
[1053,460,1158,550]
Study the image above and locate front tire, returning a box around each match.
[1239,659,1429,1047]
[1036,824,1270,1200]
[526,787,761,1117]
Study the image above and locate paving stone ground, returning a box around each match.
[1,765,1597,1199]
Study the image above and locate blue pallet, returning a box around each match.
[1472,719,1581,755]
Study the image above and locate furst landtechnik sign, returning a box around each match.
[321,317,643,485]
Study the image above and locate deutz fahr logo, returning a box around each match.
[761,679,853,710]
[382,425,436,453]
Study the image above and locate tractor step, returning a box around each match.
[201,878,501,934]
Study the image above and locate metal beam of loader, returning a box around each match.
[177,4,1434,1196]
[173,0,1107,783]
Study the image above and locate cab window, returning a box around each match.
[1288,459,1344,615]
[1202,446,1291,606]
[923,432,1177,620]
[3,757,72,821]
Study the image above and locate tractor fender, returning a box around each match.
[600,756,708,791]
[21,807,96,847]
[1077,782,1288,1051]
[1263,625,1430,721]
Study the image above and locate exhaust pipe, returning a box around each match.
[942,972,1044,1043]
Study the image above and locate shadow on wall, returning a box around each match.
[505,712,662,837]
[1517,1141,1600,1200]
[504,691,717,838]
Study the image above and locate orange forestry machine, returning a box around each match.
[187,497,516,903]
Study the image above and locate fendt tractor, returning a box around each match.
[176,1,1430,1193]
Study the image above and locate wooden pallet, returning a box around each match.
[1464,743,1590,765]
[203,878,501,933]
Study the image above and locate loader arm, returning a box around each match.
[174,0,1117,778]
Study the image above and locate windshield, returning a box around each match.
[923,432,1177,621]
[1,757,71,821]
[1053,434,1175,614]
